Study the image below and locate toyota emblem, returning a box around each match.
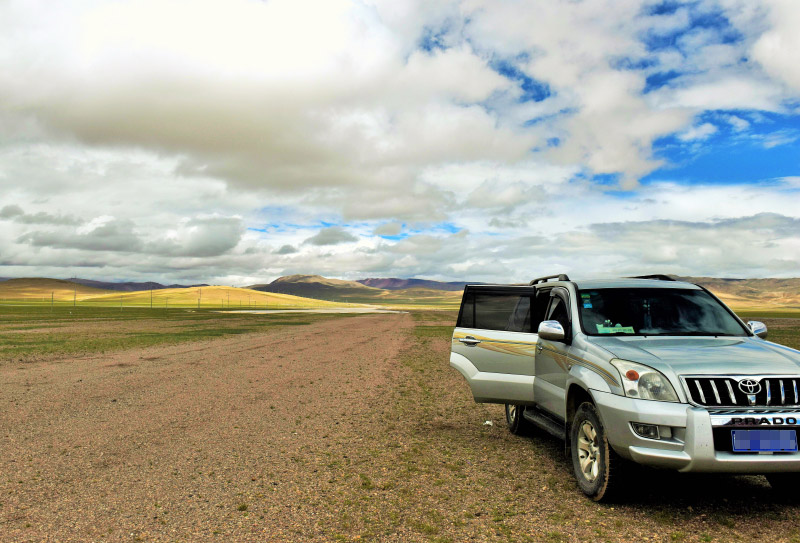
[738,378,762,395]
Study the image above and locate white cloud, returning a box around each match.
[0,0,799,283]
[751,0,800,94]
[678,122,718,142]
[303,227,358,246]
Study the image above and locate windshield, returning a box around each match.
[577,288,748,336]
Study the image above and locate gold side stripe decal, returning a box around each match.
[539,345,619,386]
[452,332,619,387]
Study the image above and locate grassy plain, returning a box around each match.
[0,277,459,310]
[0,305,342,362]
[3,306,800,541]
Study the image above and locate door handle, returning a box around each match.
[536,344,543,353]
[459,336,481,346]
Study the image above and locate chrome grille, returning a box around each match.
[683,376,800,408]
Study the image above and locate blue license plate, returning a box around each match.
[732,429,798,452]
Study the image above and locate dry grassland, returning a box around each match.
[2,308,800,542]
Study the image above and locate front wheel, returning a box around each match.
[505,404,529,435]
[570,402,623,501]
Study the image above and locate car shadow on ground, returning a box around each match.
[528,428,798,512]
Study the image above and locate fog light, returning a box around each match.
[631,422,660,439]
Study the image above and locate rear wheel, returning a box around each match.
[505,404,530,435]
[570,402,623,501]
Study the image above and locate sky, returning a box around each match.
[1,0,799,285]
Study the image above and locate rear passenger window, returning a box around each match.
[457,290,534,332]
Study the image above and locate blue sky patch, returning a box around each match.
[644,70,684,93]
[419,23,451,52]
[644,111,800,184]
[641,4,742,53]
[491,58,551,103]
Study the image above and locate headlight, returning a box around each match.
[610,360,679,402]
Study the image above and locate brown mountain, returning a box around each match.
[248,274,460,306]
[357,278,478,291]
[681,276,800,309]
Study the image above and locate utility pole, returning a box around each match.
[227,292,230,308]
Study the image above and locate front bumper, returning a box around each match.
[592,389,800,473]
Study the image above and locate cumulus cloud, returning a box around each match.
[18,217,142,252]
[0,205,23,218]
[678,123,718,142]
[751,0,800,93]
[373,222,403,236]
[303,227,358,246]
[0,204,82,225]
[0,0,799,283]
[148,217,243,257]
[275,244,298,255]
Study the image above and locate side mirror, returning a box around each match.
[748,321,768,339]
[538,320,566,341]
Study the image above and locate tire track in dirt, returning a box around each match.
[0,313,412,541]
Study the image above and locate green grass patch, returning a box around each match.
[0,305,347,362]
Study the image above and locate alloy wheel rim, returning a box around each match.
[507,404,517,423]
[577,420,600,482]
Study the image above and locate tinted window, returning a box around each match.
[457,290,533,332]
[458,290,475,328]
[532,290,551,329]
[578,288,747,336]
[546,295,570,330]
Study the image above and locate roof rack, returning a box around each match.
[529,273,570,285]
[628,274,676,281]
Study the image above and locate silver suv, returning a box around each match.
[450,274,800,500]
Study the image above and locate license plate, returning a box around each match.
[732,429,798,452]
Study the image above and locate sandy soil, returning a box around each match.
[1,313,412,542]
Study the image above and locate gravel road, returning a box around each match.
[2,313,412,542]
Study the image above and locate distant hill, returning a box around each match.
[681,276,800,310]
[357,278,480,291]
[85,285,349,308]
[248,274,381,300]
[0,278,114,300]
[0,278,352,308]
[249,274,461,306]
[67,278,206,291]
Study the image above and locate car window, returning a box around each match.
[531,289,551,330]
[546,295,570,331]
[506,296,531,332]
[457,290,534,332]
[577,288,748,336]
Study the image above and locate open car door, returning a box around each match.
[450,285,539,404]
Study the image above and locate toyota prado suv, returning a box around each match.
[450,274,800,500]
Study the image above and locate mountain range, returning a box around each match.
[1,274,799,309]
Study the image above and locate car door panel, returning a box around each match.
[451,287,537,404]
[533,291,572,420]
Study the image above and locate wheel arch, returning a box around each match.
[565,383,595,456]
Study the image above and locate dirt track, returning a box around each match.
[1,313,413,541]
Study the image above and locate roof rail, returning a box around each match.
[628,274,676,281]
[529,273,570,285]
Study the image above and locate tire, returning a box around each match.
[505,404,530,435]
[570,401,623,501]
[766,473,800,497]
